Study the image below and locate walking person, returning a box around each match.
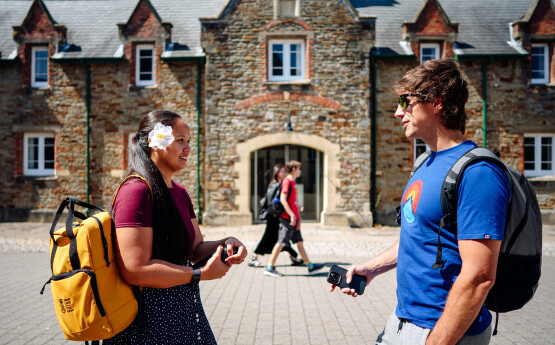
[264,160,324,277]
[104,110,247,344]
[249,164,304,267]
[330,59,510,344]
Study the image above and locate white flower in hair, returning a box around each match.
[148,123,175,150]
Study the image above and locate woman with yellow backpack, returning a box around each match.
[104,110,247,344]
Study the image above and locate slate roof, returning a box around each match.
[0,0,537,61]
[0,0,227,61]
[352,0,533,57]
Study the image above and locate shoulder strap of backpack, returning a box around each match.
[411,150,432,176]
[432,147,509,269]
[110,174,154,209]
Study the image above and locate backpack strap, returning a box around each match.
[110,174,153,209]
[411,150,432,176]
[432,147,508,269]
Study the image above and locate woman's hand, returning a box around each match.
[223,237,248,265]
[200,246,231,281]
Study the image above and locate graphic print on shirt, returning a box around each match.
[402,180,423,223]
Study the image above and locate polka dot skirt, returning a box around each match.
[104,264,216,345]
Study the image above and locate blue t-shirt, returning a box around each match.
[396,140,510,335]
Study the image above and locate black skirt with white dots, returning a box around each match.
[104,267,217,344]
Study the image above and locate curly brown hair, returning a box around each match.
[393,59,469,134]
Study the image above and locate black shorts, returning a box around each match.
[277,218,303,246]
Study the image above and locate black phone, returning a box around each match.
[220,247,238,263]
[327,265,367,295]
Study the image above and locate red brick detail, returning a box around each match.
[405,0,457,37]
[234,92,341,111]
[13,0,65,45]
[528,0,555,35]
[263,19,312,31]
[122,0,169,38]
[14,134,23,176]
[123,133,129,170]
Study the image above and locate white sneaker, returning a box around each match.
[263,267,284,277]
[248,258,263,267]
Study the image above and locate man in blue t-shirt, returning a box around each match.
[330,59,510,345]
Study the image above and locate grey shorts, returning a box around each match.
[277,218,303,246]
[376,312,491,345]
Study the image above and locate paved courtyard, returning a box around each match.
[0,223,554,344]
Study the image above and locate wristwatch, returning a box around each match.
[191,267,201,285]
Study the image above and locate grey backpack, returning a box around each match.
[409,147,542,334]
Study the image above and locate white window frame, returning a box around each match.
[524,133,555,177]
[420,43,440,64]
[23,133,55,176]
[31,46,48,88]
[414,139,430,161]
[268,39,305,82]
[135,44,155,86]
[531,44,549,84]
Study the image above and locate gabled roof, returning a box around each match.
[0,0,543,61]
[514,0,555,24]
[0,0,227,61]
[353,0,534,57]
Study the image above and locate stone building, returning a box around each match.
[0,0,553,226]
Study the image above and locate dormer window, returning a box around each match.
[268,39,305,82]
[136,44,155,86]
[31,46,48,88]
[531,44,549,84]
[420,43,440,64]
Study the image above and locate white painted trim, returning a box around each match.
[268,39,306,82]
[399,41,414,55]
[531,44,550,85]
[420,43,440,64]
[135,44,155,86]
[31,46,48,88]
[524,133,555,177]
[23,132,55,176]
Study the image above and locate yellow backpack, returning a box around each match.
[40,175,150,342]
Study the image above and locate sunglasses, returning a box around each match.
[398,94,419,110]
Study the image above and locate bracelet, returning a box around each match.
[191,267,201,285]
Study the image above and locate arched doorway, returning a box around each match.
[251,145,323,222]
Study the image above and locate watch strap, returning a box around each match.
[191,267,201,285]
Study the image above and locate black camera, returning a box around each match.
[328,271,342,285]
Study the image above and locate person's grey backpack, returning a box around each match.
[409,147,542,335]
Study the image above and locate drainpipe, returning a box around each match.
[369,49,377,224]
[196,59,202,220]
[482,57,493,148]
[84,61,91,208]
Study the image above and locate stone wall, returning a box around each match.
[201,0,374,225]
[0,57,204,220]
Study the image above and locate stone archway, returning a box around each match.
[230,132,345,225]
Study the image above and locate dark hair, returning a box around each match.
[272,164,284,182]
[285,160,301,174]
[123,110,192,264]
[393,59,469,134]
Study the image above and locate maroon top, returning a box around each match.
[113,178,196,245]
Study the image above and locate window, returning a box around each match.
[531,44,549,84]
[23,133,55,176]
[31,46,48,88]
[268,40,305,82]
[136,44,155,86]
[524,134,555,177]
[279,0,296,17]
[414,139,429,160]
[420,43,440,64]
